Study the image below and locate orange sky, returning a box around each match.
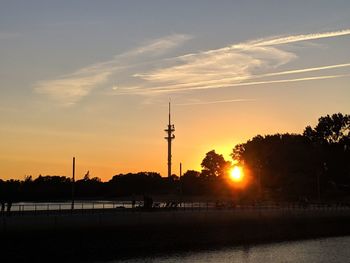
[1,2,350,181]
[1,88,348,181]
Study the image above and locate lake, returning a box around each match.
[106,236,350,263]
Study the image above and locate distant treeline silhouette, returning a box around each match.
[232,113,350,201]
[0,113,349,202]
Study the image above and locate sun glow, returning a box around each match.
[230,166,244,182]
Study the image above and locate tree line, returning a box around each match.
[0,113,349,202]
[232,113,350,201]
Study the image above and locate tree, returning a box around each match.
[183,170,200,179]
[108,172,168,196]
[303,113,350,144]
[201,150,231,178]
[232,134,321,199]
[303,113,350,194]
[181,170,202,195]
[232,113,350,201]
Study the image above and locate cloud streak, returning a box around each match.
[34,34,191,105]
[34,28,350,104]
[124,34,192,57]
[119,74,350,95]
[35,71,112,106]
[241,29,350,47]
[122,63,350,94]
[116,29,350,95]
[175,98,257,106]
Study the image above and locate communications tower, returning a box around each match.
[164,102,175,177]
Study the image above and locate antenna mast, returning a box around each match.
[164,102,175,177]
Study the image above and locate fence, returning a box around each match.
[1,200,350,216]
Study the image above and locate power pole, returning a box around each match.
[164,102,175,177]
[71,157,75,210]
[179,162,183,197]
[180,162,182,178]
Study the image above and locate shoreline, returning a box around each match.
[2,208,350,262]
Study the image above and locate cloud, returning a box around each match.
[119,74,350,95]
[34,28,350,104]
[239,29,350,47]
[35,71,112,106]
[122,63,350,95]
[175,98,257,106]
[124,34,192,57]
[176,74,349,92]
[124,46,296,95]
[116,29,350,95]
[257,63,350,78]
[34,34,191,105]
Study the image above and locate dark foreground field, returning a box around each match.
[1,208,350,262]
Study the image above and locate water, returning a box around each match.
[106,236,350,263]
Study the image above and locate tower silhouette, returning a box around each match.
[164,102,175,177]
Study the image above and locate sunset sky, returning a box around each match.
[1,1,350,181]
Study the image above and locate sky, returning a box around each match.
[1,0,350,181]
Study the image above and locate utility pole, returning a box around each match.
[179,162,183,196]
[180,162,182,178]
[164,102,175,177]
[71,157,75,210]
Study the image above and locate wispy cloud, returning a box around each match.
[35,71,112,106]
[34,29,350,105]
[257,63,350,78]
[116,29,350,95]
[34,34,191,105]
[122,63,350,94]
[119,74,349,95]
[124,34,192,57]
[240,29,350,47]
[175,98,257,106]
[176,74,349,92]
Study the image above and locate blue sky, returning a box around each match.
[1,1,350,180]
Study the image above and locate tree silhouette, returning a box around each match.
[1,113,349,202]
[232,113,350,200]
[303,113,350,194]
[201,150,231,178]
[233,134,328,200]
[183,170,200,179]
[304,113,350,144]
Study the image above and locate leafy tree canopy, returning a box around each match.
[201,150,231,178]
[304,113,350,144]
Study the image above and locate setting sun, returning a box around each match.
[230,166,244,182]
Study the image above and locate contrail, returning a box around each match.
[175,98,257,106]
[127,74,350,95]
[127,62,350,93]
[122,28,350,96]
[175,29,350,60]
[237,29,350,47]
[260,63,350,77]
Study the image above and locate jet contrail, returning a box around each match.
[129,74,350,95]
[175,98,257,106]
[239,29,350,47]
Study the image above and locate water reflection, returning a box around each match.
[106,236,350,263]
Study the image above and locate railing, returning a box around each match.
[1,201,134,214]
[10,201,122,212]
[1,200,350,216]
